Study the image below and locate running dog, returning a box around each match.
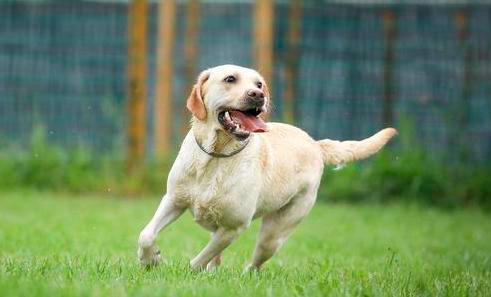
[138,64,397,271]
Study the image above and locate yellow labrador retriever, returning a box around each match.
[138,64,396,271]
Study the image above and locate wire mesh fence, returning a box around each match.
[0,1,127,151]
[0,1,490,161]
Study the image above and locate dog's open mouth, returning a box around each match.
[218,108,267,140]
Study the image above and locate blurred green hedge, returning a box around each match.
[0,126,489,210]
[319,150,491,210]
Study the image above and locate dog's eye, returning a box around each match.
[224,75,236,83]
[256,82,263,89]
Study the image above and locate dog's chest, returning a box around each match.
[174,157,257,230]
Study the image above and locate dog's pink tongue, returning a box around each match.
[229,111,267,133]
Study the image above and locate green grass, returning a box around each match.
[1,191,490,296]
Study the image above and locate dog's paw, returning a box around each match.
[137,245,161,268]
[205,254,221,272]
[242,263,260,275]
[189,259,204,271]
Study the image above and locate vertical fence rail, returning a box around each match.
[283,0,302,124]
[382,10,396,127]
[127,0,148,172]
[182,0,200,137]
[455,11,471,159]
[254,0,274,114]
[155,0,176,160]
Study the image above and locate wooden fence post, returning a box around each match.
[155,0,176,160]
[283,0,301,124]
[254,0,274,116]
[382,10,396,127]
[454,10,471,159]
[456,11,470,125]
[127,0,148,172]
[181,0,200,137]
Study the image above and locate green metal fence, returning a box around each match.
[0,1,490,161]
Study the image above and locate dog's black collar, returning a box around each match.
[194,135,251,158]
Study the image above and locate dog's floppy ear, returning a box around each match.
[186,71,210,121]
[260,80,271,121]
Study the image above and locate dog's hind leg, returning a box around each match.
[138,194,185,267]
[190,226,246,271]
[247,189,317,271]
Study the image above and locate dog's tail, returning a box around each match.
[317,128,397,166]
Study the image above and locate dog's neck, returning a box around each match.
[191,117,247,156]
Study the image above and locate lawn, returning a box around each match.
[0,191,490,296]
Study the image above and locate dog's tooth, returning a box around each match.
[225,111,231,121]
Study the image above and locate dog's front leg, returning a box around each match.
[190,226,246,271]
[138,194,184,267]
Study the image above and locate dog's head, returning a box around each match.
[187,64,270,140]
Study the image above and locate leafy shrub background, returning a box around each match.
[0,126,489,210]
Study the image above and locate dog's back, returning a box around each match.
[253,123,396,216]
[258,122,325,178]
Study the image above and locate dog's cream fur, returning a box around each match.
[138,64,397,271]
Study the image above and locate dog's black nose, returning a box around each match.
[246,89,265,106]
